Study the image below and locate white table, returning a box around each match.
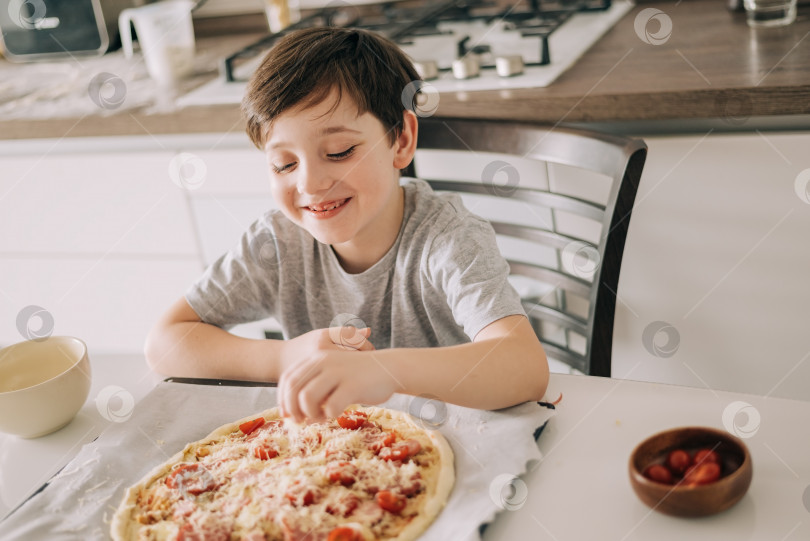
[486,374,810,541]
[2,360,809,539]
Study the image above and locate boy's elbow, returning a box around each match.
[522,340,549,403]
[533,349,550,398]
[143,325,168,375]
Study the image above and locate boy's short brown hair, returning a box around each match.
[242,27,421,150]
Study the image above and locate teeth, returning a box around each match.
[310,199,346,212]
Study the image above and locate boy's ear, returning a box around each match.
[392,110,418,170]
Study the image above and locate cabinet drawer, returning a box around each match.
[0,153,196,256]
[0,257,202,354]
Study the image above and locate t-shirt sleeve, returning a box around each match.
[426,214,526,340]
[185,215,281,329]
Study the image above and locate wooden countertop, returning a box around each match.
[1,0,809,141]
[442,1,810,123]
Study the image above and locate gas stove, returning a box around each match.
[178,0,633,107]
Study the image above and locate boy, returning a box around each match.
[145,27,549,422]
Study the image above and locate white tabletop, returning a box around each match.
[485,374,810,541]
[2,360,809,539]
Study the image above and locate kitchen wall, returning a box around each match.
[613,131,810,402]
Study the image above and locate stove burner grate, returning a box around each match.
[221,0,611,83]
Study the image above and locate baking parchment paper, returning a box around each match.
[0,381,554,541]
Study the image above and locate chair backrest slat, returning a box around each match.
[536,341,588,375]
[424,179,605,221]
[507,261,592,298]
[521,300,589,336]
[491,222,593,252]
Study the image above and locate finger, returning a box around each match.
[356,338,375,352]
[322,385,361,420]
[277,360,295,417]
[359,328,375,350]
[298,374,338,423]
[277,370,286,417]
[335,340,374,352]
[283,362,322,423]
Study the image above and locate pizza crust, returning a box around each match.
[363,407,455,541]
[111,406,454,541]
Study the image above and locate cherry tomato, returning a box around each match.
[369,431,397,452]
[693,448,720,465]
[166,463,217,495]
[666,449,692,476]
[376,490,407,514]
[684,462,721,486]
[337,411,368,430]
[643,464,674,484]
[239,418,265,435]
[253,445,278,460]
[326,461,358,486]
[379,439,422,462]
[327,526,364,541]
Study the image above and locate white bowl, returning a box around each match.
[0,336,91,438]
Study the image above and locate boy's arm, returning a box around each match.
[144,297,284,381]
[278,314,549,422]
[144,297,374,382]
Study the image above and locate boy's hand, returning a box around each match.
[277,329,398,423]
[277,326,375,372]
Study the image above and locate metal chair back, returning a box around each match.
[405,118,647,376]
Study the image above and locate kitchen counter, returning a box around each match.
[1,0,809,141]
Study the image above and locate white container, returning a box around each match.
[0,336,91,438]
[119,0,196,85]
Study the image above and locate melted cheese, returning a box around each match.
[134,410,442,540]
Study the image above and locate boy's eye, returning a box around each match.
[327,145,357,160]
[272,162,296,174]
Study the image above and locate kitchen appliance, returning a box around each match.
[178,0,633,107]
[0,0,140,62]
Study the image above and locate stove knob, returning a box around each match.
[452,56,480,80]
[414,60,439,81]
[495,55,524,77]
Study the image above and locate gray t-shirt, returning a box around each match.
[186,178,525,348]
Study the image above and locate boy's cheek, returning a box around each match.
[268,180,293,200]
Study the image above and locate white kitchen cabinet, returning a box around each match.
[0,257,201,354]
[0,133,287,350]
[179,145,276,263]
[0,152,197,256]
[177,144,282,339]
[1,136,210,353]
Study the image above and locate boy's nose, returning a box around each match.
[296,163,336,195]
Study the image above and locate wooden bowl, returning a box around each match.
[628,426,753,517]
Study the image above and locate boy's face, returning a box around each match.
[263,90,413,254]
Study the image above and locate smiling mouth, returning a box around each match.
[305,198,350,212]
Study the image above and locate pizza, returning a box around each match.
[111,406,455,541]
